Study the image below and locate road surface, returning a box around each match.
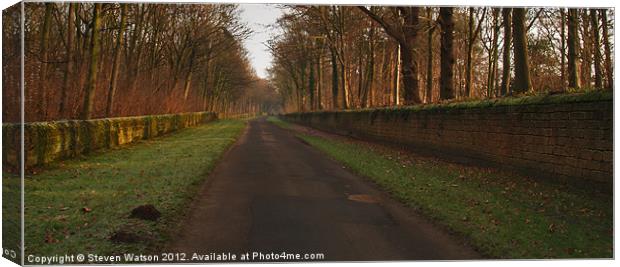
[169,118,479,261]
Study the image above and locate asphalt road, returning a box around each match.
[169,118,479,261]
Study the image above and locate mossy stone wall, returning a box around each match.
[283,92,613,189]
[2,112,217,170]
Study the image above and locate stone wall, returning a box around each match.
[283,92,613,189]
[2,112,217,171]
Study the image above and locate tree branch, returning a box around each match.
[357,6,405,45]
[527,8,544,31]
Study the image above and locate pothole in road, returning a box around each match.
[261,134,276,142]
[347,194,379,203]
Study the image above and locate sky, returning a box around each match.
[239,4,285,79]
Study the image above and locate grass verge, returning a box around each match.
[299,135,612,258]
[2,171,21,263]
[268,117,612,259]
[22,119,246,257]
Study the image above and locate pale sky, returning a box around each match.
[239,4,285,79]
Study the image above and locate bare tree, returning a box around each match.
[80,4,102,119]
[106,4,127,116]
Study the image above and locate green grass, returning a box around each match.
[266,116,291,129]
[2,171,21,264]
[22,119,246,257]
[294,133,612,259]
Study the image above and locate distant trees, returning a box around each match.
[268,6,614,113]
[3,2,265,122]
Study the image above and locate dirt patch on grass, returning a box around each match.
[129,205,162,221]
[110,230,144,244]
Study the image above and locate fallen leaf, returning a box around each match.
[82,207,92,213]
[44,232,57,243]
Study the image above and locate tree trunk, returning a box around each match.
[560,8,566,89]
[464,8,486,98]
[511,8,532,93]
[80,4,102,120]
[401,7,421,105]
[201,43,212,111]
[601,9,612,89]
[330,48,339,109]
[127,4,146,93]
[567,9,581,89]
[487,8,500,98]
[580,10,592,88]
[183,47,196,100]
[465,7,474,98]
[38,3,53,120]
[59,3,75,117]
[425,8,434,103]
[439,7,455,100]
[590,10,603,89]
[357,6,421,104]
[357,55,364,108]
[363,25,375,108]
[106,4,127,117]
[76,4,89,111]
[367,31,375,108]
[340,61,349,109]
[379,44,388,106]
[394,45,401,105]
[317,45,323,110]
[500,8,512,95]
[309,56,316,110]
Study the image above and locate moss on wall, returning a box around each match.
[289,90,613,120]
[2,124,20,172]
[1,112,217,171]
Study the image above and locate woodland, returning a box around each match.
[1,4,615,121]
[3,3,279,122]
[268,6,614,112]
